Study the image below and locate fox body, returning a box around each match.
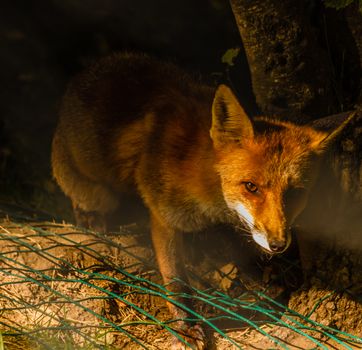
[52,53,353,349]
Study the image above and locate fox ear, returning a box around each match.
[310,111,357,153]
[210,84,254,147]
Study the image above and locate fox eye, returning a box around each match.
[245,182,258,193]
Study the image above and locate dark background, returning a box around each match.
[0,0,249,221]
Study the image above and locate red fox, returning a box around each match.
[51,52,354,349]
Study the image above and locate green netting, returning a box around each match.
[0,215,360,350]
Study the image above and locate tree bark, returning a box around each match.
[345,3,362,104]
[229,0,336,120]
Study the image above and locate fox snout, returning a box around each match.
[232,202,291,254]
[268,238,288,253]
[250,228,291,254]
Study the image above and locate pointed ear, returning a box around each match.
[310,111,357,153]
[210,84,254,147]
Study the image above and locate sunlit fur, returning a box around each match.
[251,231,271,252]
[214,117,327,253]
[52,53,354,347]
[231,201,272,252]
[210,85,349,254]
[52,52,352,259]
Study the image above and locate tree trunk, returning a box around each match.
[229,0,336,120]
[345,3,362,104]
[230,0,362,340]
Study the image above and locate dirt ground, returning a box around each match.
[0,205,360,350]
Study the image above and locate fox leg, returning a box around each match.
[72,204,108,233]
[150,214,206,350]
[52,132,119,232]
[57,169,118,233]
[67,180,118,233]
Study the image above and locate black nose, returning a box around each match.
[269,239,286,252]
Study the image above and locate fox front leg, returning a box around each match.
[150,214,206,350]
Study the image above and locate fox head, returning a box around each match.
[210,84,355,254]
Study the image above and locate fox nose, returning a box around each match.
[269,239,286,253]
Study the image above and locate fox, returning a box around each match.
[51,52,355,349]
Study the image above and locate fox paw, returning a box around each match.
[73,206,107,233]
[171,324,206,350]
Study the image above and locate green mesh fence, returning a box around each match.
[0,212,361,349]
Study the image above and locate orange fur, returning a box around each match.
[51,53,354,349]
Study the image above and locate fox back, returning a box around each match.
[52,53,217,229]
